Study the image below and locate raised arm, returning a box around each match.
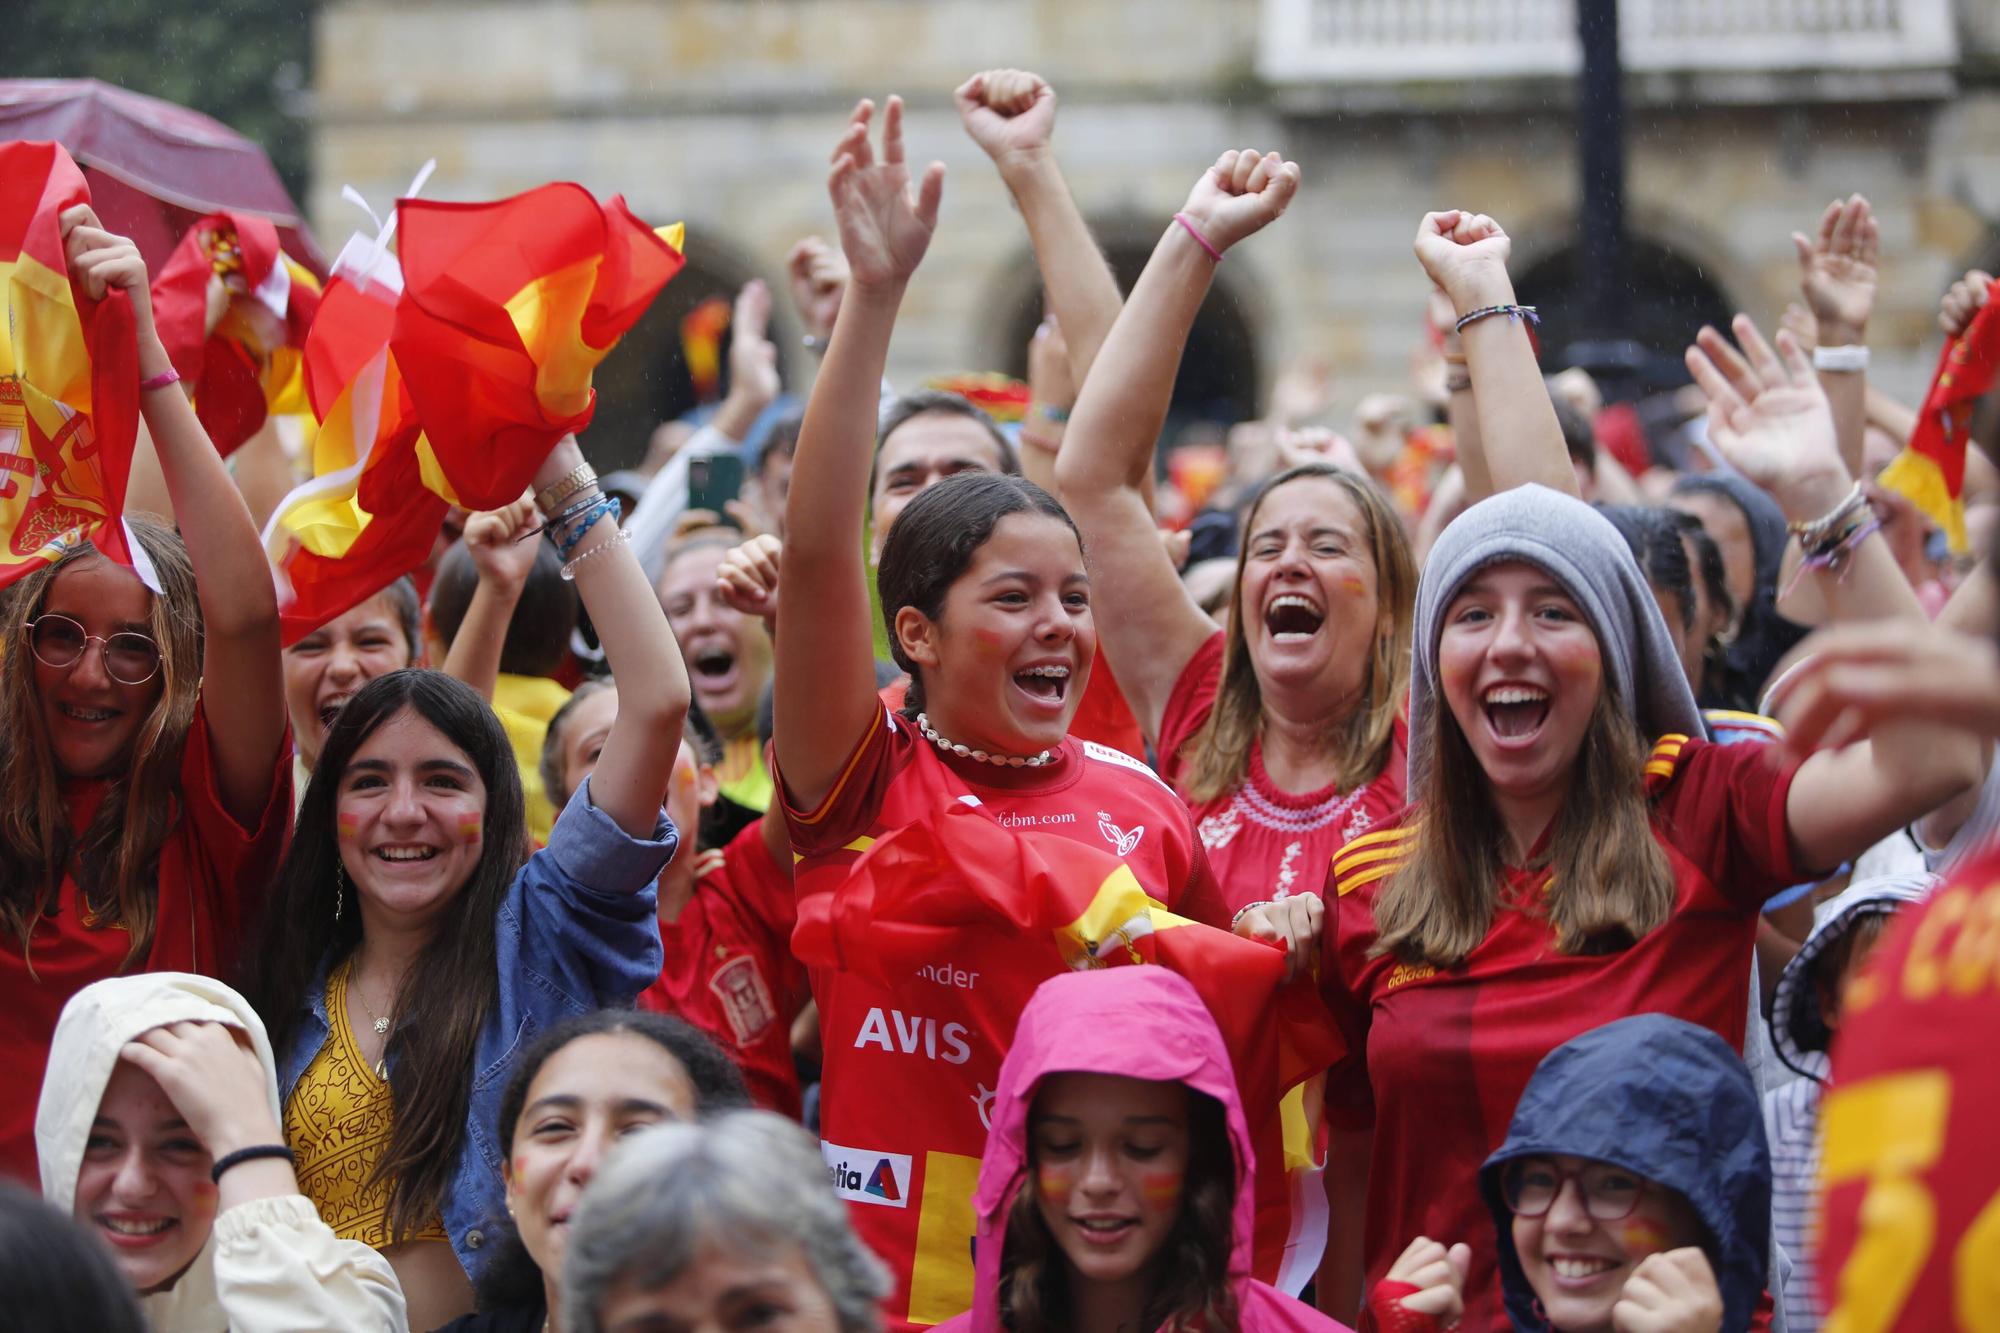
[1054,150,1300,741]
[534,436,690,839]
[1412,210,1574,502]
[956,70,1122,382]
[1794,194,1878,479]
[1686,315,1982,869]
[439,494,541,702]
[61,207,284,826]
[775,98,946,809]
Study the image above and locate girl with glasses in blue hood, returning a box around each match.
[1237,212,1980,1328]
[1372,1014,1768,1333]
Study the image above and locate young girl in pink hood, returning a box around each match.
[940,967,1347,1333]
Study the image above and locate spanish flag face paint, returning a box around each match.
[1027,1073,1192,1286]
[458,815,483,846]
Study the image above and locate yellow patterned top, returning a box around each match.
[282,961,448,1246]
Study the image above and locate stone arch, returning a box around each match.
[975,214,1267,432]
[580,226,798,471]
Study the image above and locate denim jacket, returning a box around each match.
[274,776,673,1282]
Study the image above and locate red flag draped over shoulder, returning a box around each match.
[0,141,139,588]
[150,210,322,457]
[263,183,684,642]
[1878,277,2000,554]
[794,800,1344,1283]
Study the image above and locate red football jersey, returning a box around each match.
[1322,735,1800,1333]
[636,819,808,1119]
[1818,841,2000,1331]
[780,706,1229,1329]
[1159,632,1409,912]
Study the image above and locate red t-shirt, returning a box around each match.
[1160,631,1410,912]
[0,704,293,1182]
[781,706,1229,1329]
[1817,840,2000,1330]
[1321,735,1800,1333]
[637,819,809,1119]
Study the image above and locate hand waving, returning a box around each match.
[828,97,946,290]
[1684,315,1846,512]
[955,69,1056,170]
[1414,210,1515,313]
[728,279,782,408]
[1793,194,1879,341]
[1177,149,1302,256]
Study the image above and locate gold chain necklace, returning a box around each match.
[347,961,393,1036]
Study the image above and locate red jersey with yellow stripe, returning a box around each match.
[780,706,1229,1329]
[1817,841,1998,1331]
[1321,734,1801,1333]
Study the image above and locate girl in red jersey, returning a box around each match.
[1238,211,1984,1331]
[772,96,1237,1329]
[0,210,290,1184]
[938,968,1348,1333]
[1055,156,1416,916]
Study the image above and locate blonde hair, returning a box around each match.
[0,518,202,968]
[1178,466,1415,804]
[1371,679,1677,968]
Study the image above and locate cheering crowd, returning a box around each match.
[4,64,2000,1333]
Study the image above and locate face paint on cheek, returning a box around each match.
[973,629,1007,658]
[1138,1168,1184,1211]
[672,763,697,793]
[1037,1161,1078,1206]
[1340,577,1367,597]
[336,812,361,841]
[458,815,483,846]
[1617,1216,1672,1258]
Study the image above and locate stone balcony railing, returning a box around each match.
[1259,0,1962,91]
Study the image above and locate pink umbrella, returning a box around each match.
[0,78,325,277]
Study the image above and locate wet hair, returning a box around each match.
[564,1112,892,1333]
[999,1087,1237,1333]
[540,680,720,811]
[428,538,578,677]
[0,1183,146,1332]
[1178,464,1416,804]
[876,472,1079,716]
[1598,506,1695,631]
[871,390,1018,492]
[244,669,530,1241]
[0,516,202,966]
[475,1010,753,1311]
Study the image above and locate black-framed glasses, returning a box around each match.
[1501,1157,1648,1221]
[24,614,163,686]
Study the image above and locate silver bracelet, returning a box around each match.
[1812,344,1870,373]
[560,528,629,581]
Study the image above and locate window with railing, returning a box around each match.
[1259,0,1959,83]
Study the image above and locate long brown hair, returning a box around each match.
[1372,679,1677,968]
[0,519,201,968]
[999,1089,1239,1333]
[245,669,528,1240]
[1178,466,1415,804]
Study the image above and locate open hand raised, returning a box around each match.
[1177,149,1302,256]
[828,97,946,290]
[955,69,1057,170]
[1794,194,1879,341]
[1684,315,1845,512]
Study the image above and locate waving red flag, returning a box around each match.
[149,210,322,457]
[0,140,140,587]
[391,186,685,510]
[795,799,1343,1312]
[1878,277,2000,554]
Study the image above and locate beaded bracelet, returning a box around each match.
[537,463,598,514]
[561,527,629,581]
[1787,481,1866,546]
[548,485,608,535]
[1454,303,1539,334]
[1782,514,1883,600]
[555,496,621,561]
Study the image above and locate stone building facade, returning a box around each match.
[313,0,2000,465]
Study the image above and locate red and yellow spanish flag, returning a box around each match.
[1879,276,2000,554]
[264,183,684,642]
[794,799,1344,1288]
[680,296,731,402]
[0,141,140,588]
[150,210,323,457]
[391,184,685,511]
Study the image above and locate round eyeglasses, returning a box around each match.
[1500,1156,1648,1221]
[24,614,164,686]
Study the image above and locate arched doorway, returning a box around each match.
[1512,235,1735,399]
[579,229,798,472]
